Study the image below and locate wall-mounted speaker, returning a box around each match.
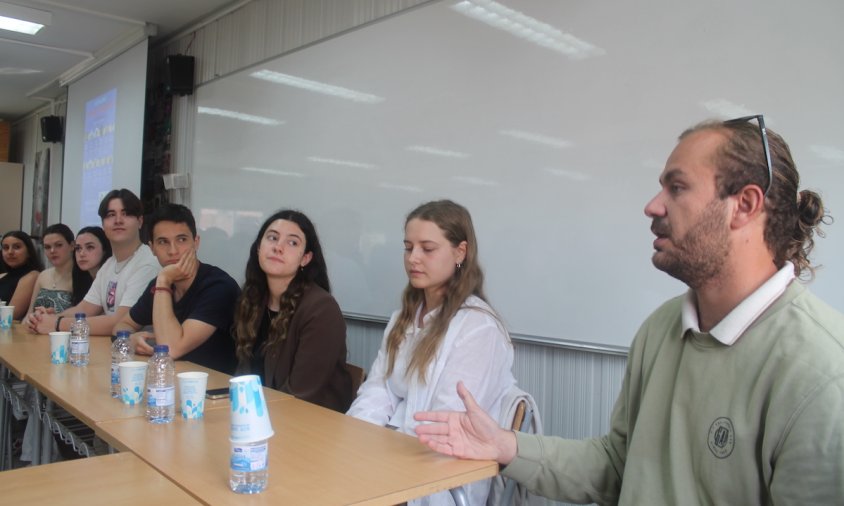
[165,54,195,96]
[40,116,63,143]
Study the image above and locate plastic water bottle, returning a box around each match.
[145,345,175,423]
[69,313,90,366]
[110,330,134,398]
[230,439,269,493]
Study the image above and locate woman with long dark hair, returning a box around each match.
[347,200,515,506]
[71,226,112,305]
[233,210,353,412]
[1,230,43,320]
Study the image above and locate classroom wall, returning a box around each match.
[150,2,626,504]
[10,100,67,236]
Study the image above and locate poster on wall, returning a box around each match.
[31,147,50,249]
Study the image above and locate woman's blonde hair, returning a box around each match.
[385,200,493,382]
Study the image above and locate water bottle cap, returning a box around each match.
[153,344,170,354]
[115,330,130,339]
[74,312,86,319]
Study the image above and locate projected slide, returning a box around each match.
[80,88,117,225]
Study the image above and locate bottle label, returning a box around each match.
[147,386,175,407]
[111,363,119,385]
[230,442,268,472]
[70,339,89,354]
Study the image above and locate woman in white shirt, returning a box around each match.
[348,199,515,506]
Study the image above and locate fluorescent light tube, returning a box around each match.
[0,2,51,35]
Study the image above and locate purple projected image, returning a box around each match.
[80,88,117,225]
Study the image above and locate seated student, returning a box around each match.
[28,189,160,335]
[347,200,515,506]
[1,231,43,320]
[233,210,353,412]
[26,224,75,315]
[114,204,239,374]
[18,225,73,464]
[70,226,112,305]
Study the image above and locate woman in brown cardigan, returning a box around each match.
[233,209,353,412]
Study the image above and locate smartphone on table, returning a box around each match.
[206,387,230,400]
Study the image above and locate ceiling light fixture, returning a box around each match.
[0,1,51,35]
[452,175,500,187]
[241,167,305,177]
[406,145,470,159]
[0,66,41,75]
[251,69,385,104]
[700,98,754,119]
[499,129,572,149]
[307,156,377,170]
[197,106,283,126]
[378,182,423,193]
[452,0,604,60]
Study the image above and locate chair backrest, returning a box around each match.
[511,400,527,431]
[344,363,366,397]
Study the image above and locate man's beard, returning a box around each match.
[651,199,730,289]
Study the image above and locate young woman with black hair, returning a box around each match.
[1,230,43,320]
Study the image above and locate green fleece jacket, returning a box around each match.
[504,282,844,505]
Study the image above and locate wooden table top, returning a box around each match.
[97,398,497,505]
[23,357,236,427]
[0,324,111,379]
[3,325,494,505]
[1,324,291,426]
[0,452,201,504]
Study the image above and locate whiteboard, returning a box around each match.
[191,0,844,350]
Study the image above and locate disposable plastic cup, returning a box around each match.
[0,306,14,329]
[119,361,148,405]
[49,331,70,364]
[230,375,274,443]
[178,371,208,419]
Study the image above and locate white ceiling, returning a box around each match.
[0,0,239,121]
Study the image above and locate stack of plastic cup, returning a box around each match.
[229,375,274,494]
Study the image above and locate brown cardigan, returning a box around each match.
[263,283,353,412]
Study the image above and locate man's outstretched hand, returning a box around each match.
[414,381,517,465]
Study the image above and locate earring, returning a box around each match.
[456,262,462,270]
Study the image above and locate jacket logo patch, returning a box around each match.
[707,417,735,459]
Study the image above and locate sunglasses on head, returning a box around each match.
[722,114,773,196]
